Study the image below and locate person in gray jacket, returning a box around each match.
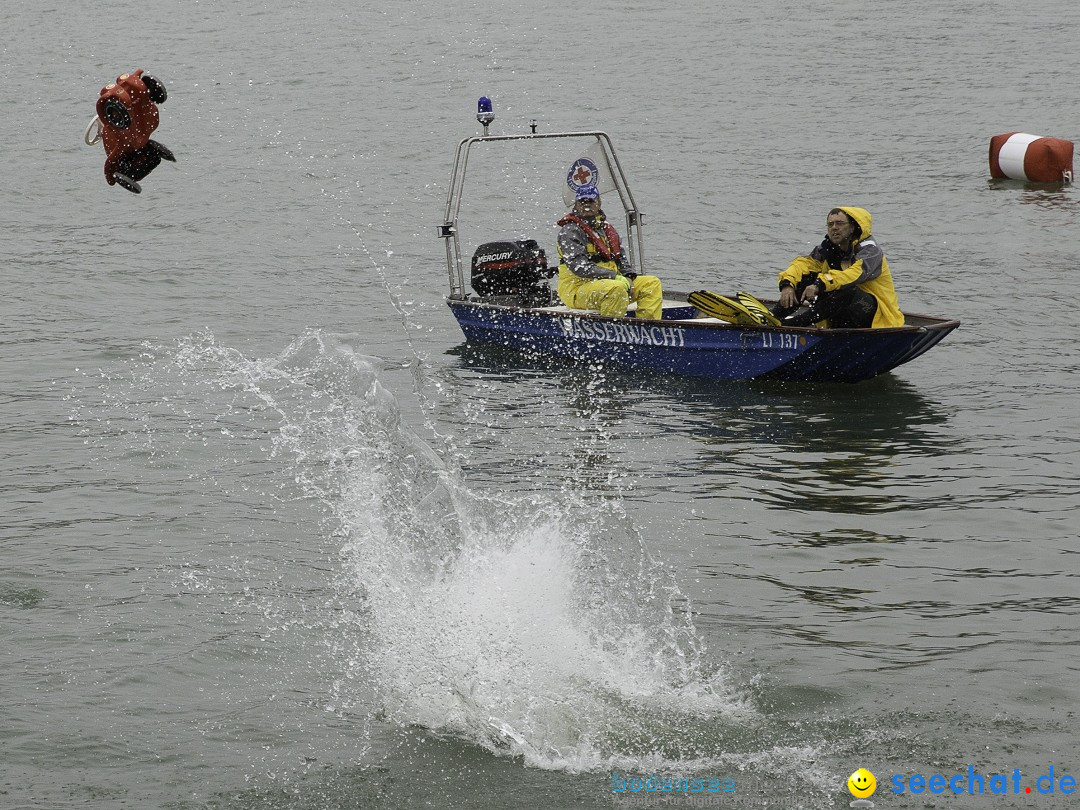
[555,186,663,319]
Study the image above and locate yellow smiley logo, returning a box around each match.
[847,768,877,798]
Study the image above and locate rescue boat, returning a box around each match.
[438,101,959,384]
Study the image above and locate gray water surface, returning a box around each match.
[3,1,1079,807]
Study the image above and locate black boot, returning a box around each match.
[781,305,822,327]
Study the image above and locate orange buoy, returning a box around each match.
[989,132,1073,183]
[93,69,176,193]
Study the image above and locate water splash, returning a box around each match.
[163,329,751,768]
[90,329,807,783]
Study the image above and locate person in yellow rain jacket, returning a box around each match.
[556,186,663,320]
[773,206,904,328]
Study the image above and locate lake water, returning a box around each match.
[3,0,1079,807]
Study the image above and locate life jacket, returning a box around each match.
[556,213,622,265]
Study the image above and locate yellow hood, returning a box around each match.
[837,206,872,241]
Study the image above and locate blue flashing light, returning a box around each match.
[477,96,495,128]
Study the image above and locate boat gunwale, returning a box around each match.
[446,295,961,335]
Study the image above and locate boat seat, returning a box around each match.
[533,302,642,315]
[532,304,599,314]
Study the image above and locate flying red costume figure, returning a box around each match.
[91,69,176,194]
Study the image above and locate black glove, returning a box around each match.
[620,268,639,280]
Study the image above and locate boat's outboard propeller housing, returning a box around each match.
[470,239,556,306]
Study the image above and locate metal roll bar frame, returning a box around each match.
[438,129,646,299]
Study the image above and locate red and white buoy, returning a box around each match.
[989,132,1073,183]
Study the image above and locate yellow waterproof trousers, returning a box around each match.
[557,272,663,320]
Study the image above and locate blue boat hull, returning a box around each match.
[447,298,959,383]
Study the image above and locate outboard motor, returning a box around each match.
[470,239,556,306]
